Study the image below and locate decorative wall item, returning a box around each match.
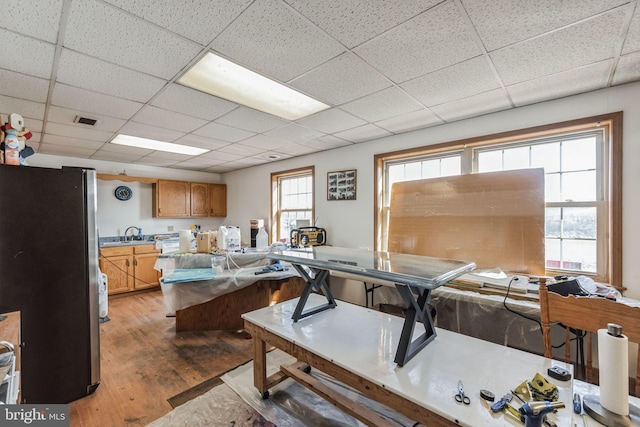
[327,169,356,200]
[114,185,133,201]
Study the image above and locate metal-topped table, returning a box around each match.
[267,246,475,366]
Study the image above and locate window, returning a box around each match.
[271,166,314,244]
[375,113,622,289]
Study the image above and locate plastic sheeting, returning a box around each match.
[156,251,298,313]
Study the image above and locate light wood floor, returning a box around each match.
[69,289,255,427]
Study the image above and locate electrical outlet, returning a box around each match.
[168,226,174,232]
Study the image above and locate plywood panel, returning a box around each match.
[388,169,545,275]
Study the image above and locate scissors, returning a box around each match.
[455,380,471,405]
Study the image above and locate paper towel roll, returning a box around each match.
[179,230,191,253]
[598,326,629,415]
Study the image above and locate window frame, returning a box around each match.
[374,112,623,290]
[270,166,315,244]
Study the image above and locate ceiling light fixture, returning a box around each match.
[177,52,330,121]
[110,134,209,156]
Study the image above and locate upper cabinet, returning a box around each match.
[153,180,226,218]
[153,180,190,218]
[209,184,227,217]
[190,182,210,217]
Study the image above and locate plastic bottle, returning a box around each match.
[256,227,268,251]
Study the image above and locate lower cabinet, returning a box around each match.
[99,244,161,295]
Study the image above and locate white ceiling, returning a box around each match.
[1,0,639,173]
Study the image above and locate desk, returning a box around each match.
[243,295,575,426]
[268,246,475,366]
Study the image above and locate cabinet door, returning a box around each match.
[190,182,209,217]
[209,183,227,217]
[100,255,133,295]
[154,180,190,218]
[134,253,160,290]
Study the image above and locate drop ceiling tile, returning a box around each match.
[296,108,366,134]
[375,109,443,133]
[1,0,63,43]
[215,107,289,133]
[0,69,49,102]
[41,134,104,150]
[56,49,167,103]
[302,135,352,150]
[0,29,55,79]
[22,118,43,133]
[212,0,345,82]
[340,87,423,122]
[135,157,181,167]
[285,0,442,48]
[151,84,239,121]
[622,5,640,54]
[237,134,292,150]
[463,0,628,51]
[216,143,266,156]
[173,134,230,150]
[90,150,144,163]
[0,95,45,120]
[509,61,612,107]
[39,144,96,157]
[132,106,208,133]
[103,0,252,45]
[264,123,325,143]
[142,151,191,161]
[46,122,114,142]
[186,153,227,165]
[401,57,500,106]
[233,157,271,166]
[613,51,640,85]
[47,106,126,132]
[64,0,202,80]
[202,164,240,173]
[491,9,627,85]
[198,150,242,162]
[354,2,482,83]
[334,124,392,143]
[274,143,319,156]
[430,89,511,122]
[193,121,255,142]
[289,52,392,105]
[118,122,185,142]
[171,160,213,170]
[52,83,143,120]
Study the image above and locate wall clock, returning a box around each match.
[114,185,133,201]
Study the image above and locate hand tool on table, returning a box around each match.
[455,380,471,405]
[520,401,566,427]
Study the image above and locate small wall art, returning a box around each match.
[327,169,357,200]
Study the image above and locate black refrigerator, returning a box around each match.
[0,165,100,403]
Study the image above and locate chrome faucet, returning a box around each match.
[124,226,140,241]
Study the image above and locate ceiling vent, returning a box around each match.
[73,115,99,126]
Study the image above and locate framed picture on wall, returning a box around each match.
[327,169,357,201]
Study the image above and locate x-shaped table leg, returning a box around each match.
[394,284,436,366]
[290,263,337,322]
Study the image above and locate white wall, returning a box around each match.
[27,154,224,238]
[224,81,640,300]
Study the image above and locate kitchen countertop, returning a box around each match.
[99,240,156,248]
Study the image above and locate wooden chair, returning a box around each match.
[539,278,640,396]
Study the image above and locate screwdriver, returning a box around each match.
[573,392,582,414]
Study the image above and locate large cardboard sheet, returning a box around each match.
[388,169,545,275]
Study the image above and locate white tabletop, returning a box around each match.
[242,294,574,426]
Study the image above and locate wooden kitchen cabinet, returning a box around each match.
[100,245,160,295]
[190,182,209,217]
[133,245,161,290]
[153,180,226,218]
[153,179,190,218]
[209,183,227,217]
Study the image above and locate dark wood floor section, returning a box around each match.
[69,289,255,427]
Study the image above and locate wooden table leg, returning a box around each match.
[253,335,269,399]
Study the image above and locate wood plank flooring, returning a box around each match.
[69,289,255,427]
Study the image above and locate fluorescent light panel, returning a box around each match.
[178,52,330,121]
[110,134,209,155]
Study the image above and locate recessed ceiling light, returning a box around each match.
[177,52,330,121]
[267,154,281,159]
[110,134,209,156]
